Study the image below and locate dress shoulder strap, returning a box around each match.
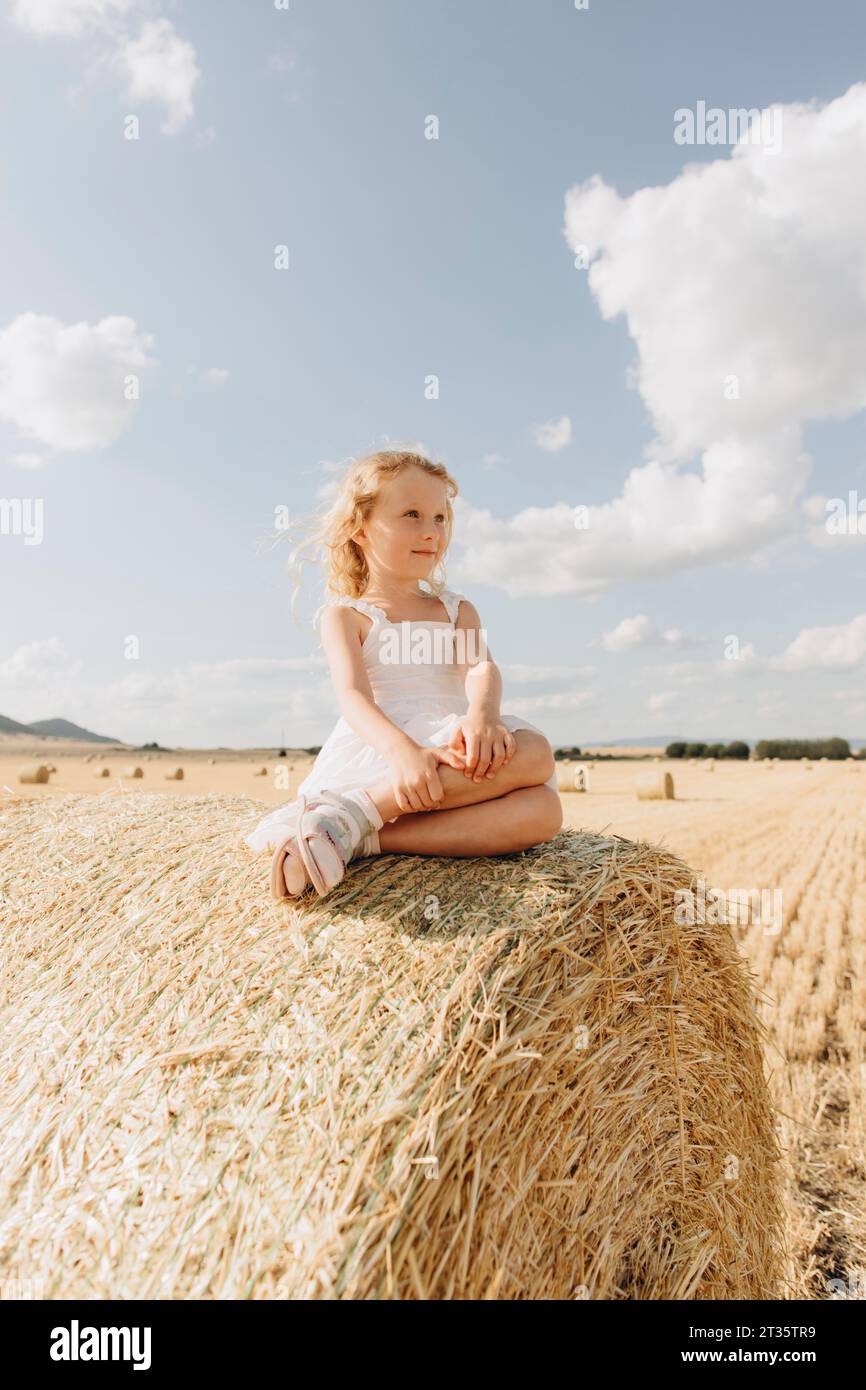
[438,588,466,626]
[312,594,388,631]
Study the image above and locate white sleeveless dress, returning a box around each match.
[243,587,558,853]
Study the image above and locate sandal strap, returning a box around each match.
[303,791,370,852]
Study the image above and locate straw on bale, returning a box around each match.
[122,766,144,779]
[635,770,675,801]
[0,791,783,1300]
[17,765,51,785]
[164,767,184,781]
[45,764,57,773]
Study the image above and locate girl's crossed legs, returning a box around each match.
[277,731,562,898]
[368,729,562,856]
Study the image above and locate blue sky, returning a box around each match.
[1,0,865,747]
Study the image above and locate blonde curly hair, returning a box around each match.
[288,450,459,613]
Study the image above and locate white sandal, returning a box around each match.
[269,791,377,901]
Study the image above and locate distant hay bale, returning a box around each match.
[688,757,697,765]
[17,764,51,785]
[555,761,574,792]
[208,758,217,766]
[635,770,675,801]
[84,754,95,764]
[253,768,268,778]
[164,768,184,781]
[122,766,144,779]
[94,767,110,779]
[555,762,588,793]
[0,792,783,1300]
[705,759,715,772]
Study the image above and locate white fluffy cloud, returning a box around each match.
[0,637,81,686]
[461,83,866,598]
[12,1,199,135]
[599,615,686,652]
[115,18,200,135]
[505,689,595,717]
[533,416,572,453]
[0,313,156,453]
[773,613,866,672]
[12,0,134,36]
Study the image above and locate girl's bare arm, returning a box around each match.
[319,605,416,760]
[455,599,503,715]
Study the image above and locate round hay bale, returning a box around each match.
[688,757,697,765]
[555,762,588,793]
[555,761,574,792]
[164,767,184,781]
[94,767,111,778]
[208,758,217,766]
[705,759,715,771]
[122,766,144,779]
[17,764,51,785]
[84,753,95,764]
[0,792,783,1300]
[635,770,675,800]
[253,767,268,778]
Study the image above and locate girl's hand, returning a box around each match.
[386,743,467,813]
[448,717,517,782]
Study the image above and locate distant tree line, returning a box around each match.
[754,738,851,760]
[553,746,582,761]
[666,741,750,759]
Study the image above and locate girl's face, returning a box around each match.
[354,466,449,582]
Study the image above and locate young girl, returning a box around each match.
[244,449,563,899]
